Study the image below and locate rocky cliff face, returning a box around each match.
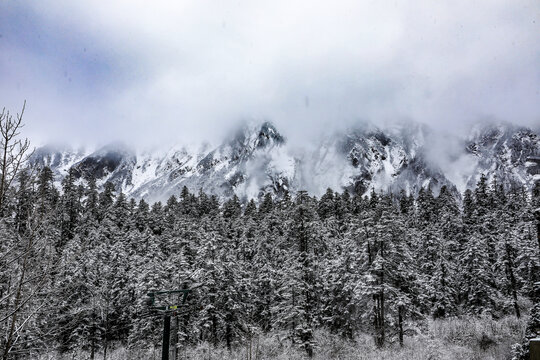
[464,122,539,189]
[30,120,540,202]
[30,144,87,181]
[309,121,458,197]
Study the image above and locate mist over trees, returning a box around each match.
[0,161,538,358]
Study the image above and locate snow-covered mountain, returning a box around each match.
[30,120,539,202]
[30,144,88,186]
[464,122,539,190]
[308,121,458,197]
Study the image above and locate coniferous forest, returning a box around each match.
[1,163,539,359]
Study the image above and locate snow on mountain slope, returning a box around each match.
[308,121,458,197]
[31,120,539,201]
[127,121,295,202]
[30,144,89,186]
[464,122,539,190]
[70,142,136,189]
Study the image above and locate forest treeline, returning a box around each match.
[1,164,539,359]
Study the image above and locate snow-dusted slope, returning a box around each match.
[464,122,539,190]
[70,142,136,189]
[306,121,457,197]
[31,120,540,201]
[30,144,89,186]
[127,122,295,202]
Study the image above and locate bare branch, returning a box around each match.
[0,101,33,212]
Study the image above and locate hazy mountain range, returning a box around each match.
[30,120,540,202]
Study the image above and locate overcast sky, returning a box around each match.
[1,0,539,147]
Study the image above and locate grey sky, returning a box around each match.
[1,0,539,147]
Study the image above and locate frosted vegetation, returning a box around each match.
[1,162,539,359]
[40,317,528,360]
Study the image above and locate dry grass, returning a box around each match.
[43,316,527,360]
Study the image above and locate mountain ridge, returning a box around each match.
[30,120,540,202]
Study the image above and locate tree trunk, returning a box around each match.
[0,101,30,213]
[398,305,404,347]
[505,240,520,318]
[225,321,232,351]
[90,326,95,360]
[2,234,32,360]
[291,288,296,344]
[536,222,540,254]
[103,310,108,360]
[0,131,9,212]
[374,294,384,348]
[379,241,385,348]
[211,314,217,347]
[380,289,385,347]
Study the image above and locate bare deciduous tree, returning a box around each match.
[0,101,33,212]
[1,172,56,360]
[0,102,46,360]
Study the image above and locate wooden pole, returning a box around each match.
[172,316,179,360]
[531,338,540,360]
[162,315,171,360]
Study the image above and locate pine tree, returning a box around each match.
[320,233,360,339]
[59,169,81,248]
[290,191,319,357]
[14,169,33,235]
[459,230,499,315]
[362,199,417,347]
[317,188,335,219]
[243,199,257,217]
[462,188,475,233]
[135,199,150,232]
[259,192,274,215]
[36,166,57,217]
[222,194,241,219]
[84,175,100,223]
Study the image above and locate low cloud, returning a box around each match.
[0,0,538,147]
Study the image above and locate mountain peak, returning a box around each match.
[30,120,539,201]
[256,121,285,148]
[71,143,136,186]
